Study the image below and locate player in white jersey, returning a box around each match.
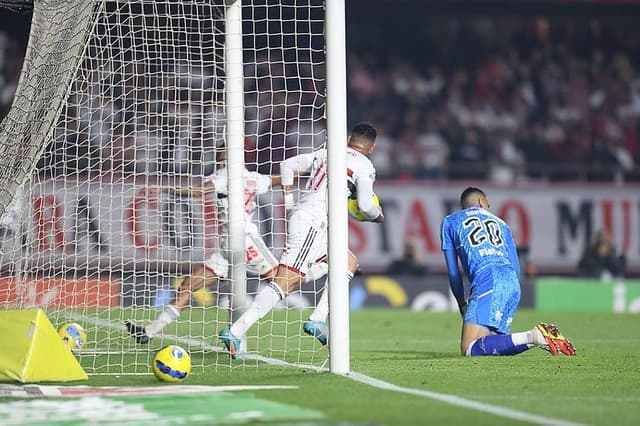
[0,185,26,269]
[0,185,26,236]
[125,150,327,344]
[219,122,384,359]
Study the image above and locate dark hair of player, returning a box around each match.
[460,186,486,209]
[350,122,377,145]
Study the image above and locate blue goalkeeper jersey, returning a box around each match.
[440,206,520,288]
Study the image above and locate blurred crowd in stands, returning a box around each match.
[349,16,640,182]
[577,229,627,280]
[1,14,640,182]
[0,32,22,122]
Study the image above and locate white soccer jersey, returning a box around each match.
[0,187,26,231]
[202,167,277,278]
[204,167,272,232]
[280,147,378,220]
[278,146,378,274]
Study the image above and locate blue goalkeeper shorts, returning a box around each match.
[463,266,521,335]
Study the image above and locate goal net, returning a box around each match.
[0,0,329,375]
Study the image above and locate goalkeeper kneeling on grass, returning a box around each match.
[125,149,328,344]
[441,186,576,357]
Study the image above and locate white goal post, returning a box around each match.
[0,0,350,375]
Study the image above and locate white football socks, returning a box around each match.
[305,261,329,282]
[309,287,329,322]
[230,281,285,337]
[146,304,180,338]
[308,271,354,323]
[510,329,539,347]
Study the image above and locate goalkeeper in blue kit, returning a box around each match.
[440,187,576,356]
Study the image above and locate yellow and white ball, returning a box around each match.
[58,322,87,352]
[152,345,191,383]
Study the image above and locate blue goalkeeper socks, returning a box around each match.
[468,334,531,356]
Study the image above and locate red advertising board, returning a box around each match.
[0,179,638,275]
[0,277,120,308]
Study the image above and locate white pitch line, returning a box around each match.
[70,314,328,372]
[346,371,588,426]
[66,314,222,351]
[469,395,640,403]
[71,313,588,426]
[0,384,299,398]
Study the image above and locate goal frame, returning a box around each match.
[324,0,349,374]
[226,0,350,373]
[0,0,350,375]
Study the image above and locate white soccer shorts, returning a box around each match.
[278,209,327,275]
[204,231,278,279]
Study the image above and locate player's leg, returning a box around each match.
[462,268,536,356]
[126,254,224,344]
[303,259,330,345]
[220,266,301,359]
[150,265,218,332]
[219,233,280,359]
[174,266,219,309]
[220,211,321,358]
[304,251,358,345]
[464,321,576,356]
[305,258,329,282]
[306,256,329,322]
[462,321,575,356]
[288,258,328,308]
[244,232,279,283]
[303,278,329,344]
[462,269,576,356]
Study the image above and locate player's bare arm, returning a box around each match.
[148,181,216,198]
[282,184,294,216]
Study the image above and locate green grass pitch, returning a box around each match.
[6,308,640,425]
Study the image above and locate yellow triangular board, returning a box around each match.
[0,309,87,383]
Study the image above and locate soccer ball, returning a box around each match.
[348,193,380,221]
[152,345,191,383]
[58,322,87,352]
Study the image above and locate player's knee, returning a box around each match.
[262,271,276,281]
[461,342,471,356]
[274,268,304,293]
[186,269,217,290]
[267,280,287,299]
[347,252,359,271]
[461,336,480,356]
[276,280,300,296]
